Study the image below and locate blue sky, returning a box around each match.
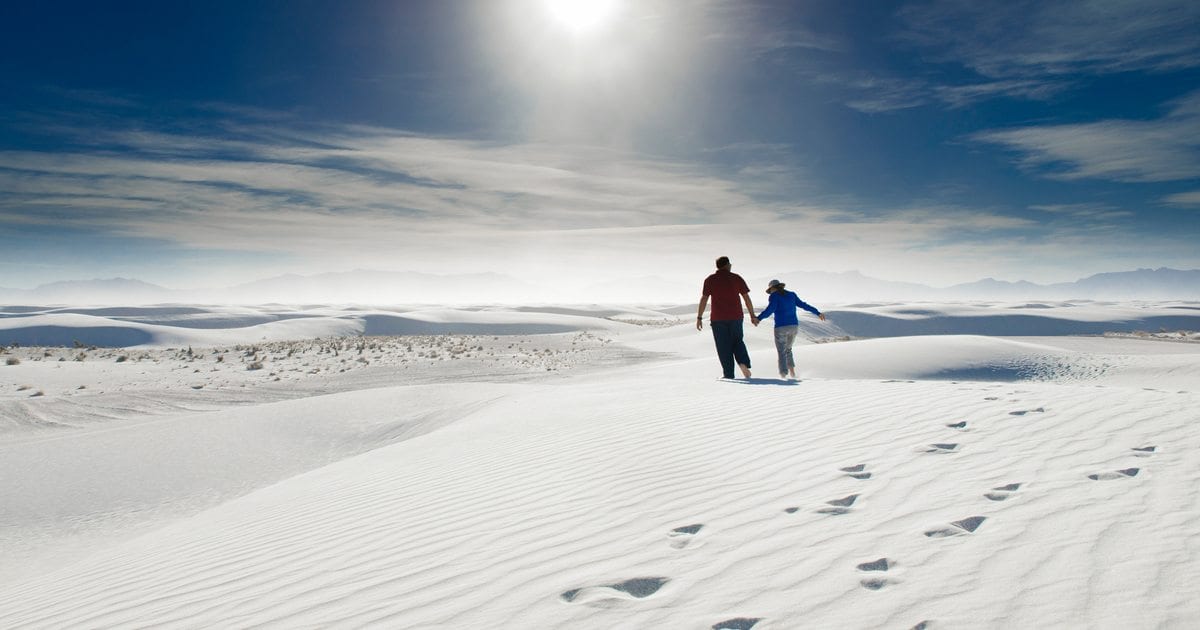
[1,0,1198,294]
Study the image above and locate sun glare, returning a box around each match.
[543,0,620,34]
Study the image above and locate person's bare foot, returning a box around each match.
[788,368,796,379]
[738,363,752,379]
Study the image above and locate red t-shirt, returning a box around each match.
[702,270,750,321]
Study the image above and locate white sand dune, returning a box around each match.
[828,301,1200,338]
[1,303,1198,628]
[0,306,634,348]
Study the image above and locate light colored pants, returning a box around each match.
[773,325,798,376]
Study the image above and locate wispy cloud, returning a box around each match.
[1028,203,1135,227]
[898,0,1200,78]
[1161,190,1200,207]
[932,79,1067,109]
[836,74,1067,113]
[972,91,1200,182]
[0,119,804,271]
[829,74,1067,112]
[2,89,1193,287]
[0,112,1075,284]
[840,76,930,113]
[824,0,1200,113]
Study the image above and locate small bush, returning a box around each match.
[5,357,19,366]
[247,361,264,371]
[115,355,128,363]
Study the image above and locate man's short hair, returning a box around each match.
[715,256,730,269]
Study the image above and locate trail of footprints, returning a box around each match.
[559,401,1156,628]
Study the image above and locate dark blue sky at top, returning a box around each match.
[1,0,1198,288]
[0,1,1189,193]
[2,2,436,124]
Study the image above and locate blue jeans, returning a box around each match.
[710,319,751,379]
[773,325,798,376]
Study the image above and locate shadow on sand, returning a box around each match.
[725,377,800,386]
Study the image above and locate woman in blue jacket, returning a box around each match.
[755,279,825,379]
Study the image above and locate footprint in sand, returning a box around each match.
[560,577,669,605]
[840,463,871,480]
[668,523,704,549]
[911,621,932,630]
[1008,407,1045,416]
[816,494,859,515]
[860,577,888,591]
[946,421,968,430]
[923,443,959,454]
[924,516,986,538]
[984,482,1022,501]
[1088,468,1140,481]
[856,557,894,590]
[712,618,762,630]
[1132,446,1157,458]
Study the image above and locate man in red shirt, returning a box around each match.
[696,256,758,379]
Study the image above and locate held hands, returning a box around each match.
[750,316,760,327]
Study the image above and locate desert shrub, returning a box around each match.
[247,361,264,371]
[5,357,18,366]
[115,355,128,363]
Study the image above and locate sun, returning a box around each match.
[543,0,620,34]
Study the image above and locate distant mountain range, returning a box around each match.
[1,268,1197,305]
[586,268,1200,304]
[751,268,1200,303]
[4,278,173,305]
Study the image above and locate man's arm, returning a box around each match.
[741,292,759,326]
[696,294,709,330]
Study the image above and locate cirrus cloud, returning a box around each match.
[972,91,1200,182]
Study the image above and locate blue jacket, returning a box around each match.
[757,289,820,327]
